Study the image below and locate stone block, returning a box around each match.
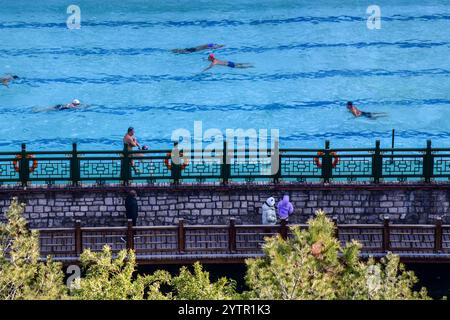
[201,209,212,215]
[195,203,206,209]
[380,202,394,207]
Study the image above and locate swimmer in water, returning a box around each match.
[171,43,224,54]
[202,54,254,72]
[33,99,87,113]
[53,99,82,111]
[346,101,387,119]
[1,75,19,87]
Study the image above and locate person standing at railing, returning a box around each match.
[262,197,277,225]
[125,190,139,226]
[277,195,294,223]
[123,127,145,174]
[123,127,141,151]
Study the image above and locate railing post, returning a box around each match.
[71,143,80,186]
[272,140,281,184]
[228,218,236,252]
[332,216,339,240]
[423,140,433,183]
[19,143,30,187]
[221,141,231,184]
[435,217,443,253]
[372,140,382,183]
[322,140,332,183]
[75,220,82,255]
[382,216,390,252]
[178,219,185,253]
[279,219,288,240]
[126,219,134,250]
[121,144,131,186]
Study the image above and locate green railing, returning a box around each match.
[1,140,449,186]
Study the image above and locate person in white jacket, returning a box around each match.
[262,197,277,225]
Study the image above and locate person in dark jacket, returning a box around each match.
[125,190,138,226]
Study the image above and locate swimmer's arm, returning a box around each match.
[124,136,137,147]
[202,63,214,72]
[132,137,140,148]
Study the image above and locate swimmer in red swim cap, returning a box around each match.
[202,53,254,72]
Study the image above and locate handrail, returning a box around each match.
[1,139,448,187]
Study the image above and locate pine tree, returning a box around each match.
[0,198,67,299]
[245,210,431,300]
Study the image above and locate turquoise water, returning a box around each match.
[1,0,450,151]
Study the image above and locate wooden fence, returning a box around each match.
[35,217,450,264]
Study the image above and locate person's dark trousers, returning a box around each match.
[125,195,139,226]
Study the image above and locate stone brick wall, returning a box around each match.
[1,184,449,228]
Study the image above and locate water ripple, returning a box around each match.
[2,99,450,115]
[1,41,448,57]
[1,130,449,150]
[1,14,450,29]
[14,69,450,86]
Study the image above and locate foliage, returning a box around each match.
[71,245,171,300]
[0,200,433,300]
[245,210,430,300]
[170,262,239,300]
[71,248,238,300]
[0,198,67,299]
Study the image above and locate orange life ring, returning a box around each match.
[314,151,339,169]
[164,151,189,170]
[13,154,38,173]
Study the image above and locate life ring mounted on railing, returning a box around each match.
[13,154,38,173]
[164,151,189,170]
[314,151,340,169]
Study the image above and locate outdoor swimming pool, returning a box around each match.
[1,0,450,151]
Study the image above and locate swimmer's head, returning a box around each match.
[208,53,215,61]
[12,75,19,79]
[346,101,353,109]
[72,99,80,106]
[127,127,135,134]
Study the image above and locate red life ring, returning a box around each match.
[314,151,339,169]
[13,154,38,173]
[164,151,189,170]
